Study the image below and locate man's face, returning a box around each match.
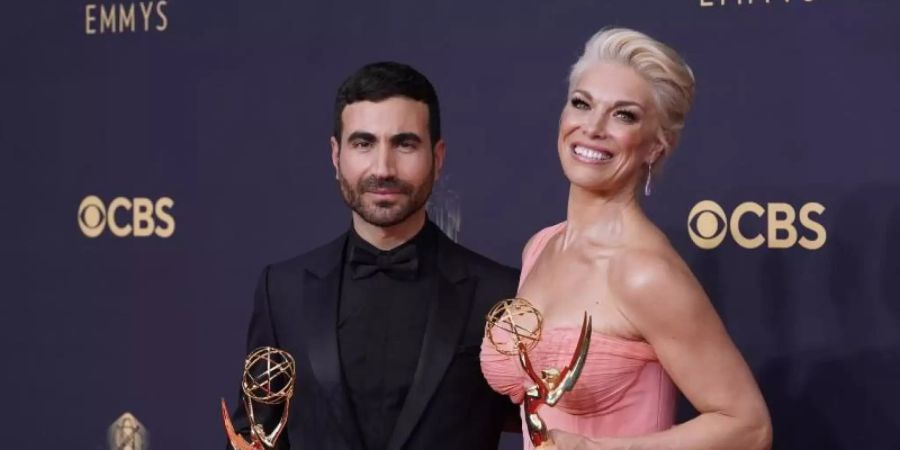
[331,96,445,228]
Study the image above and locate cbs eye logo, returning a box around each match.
[78,195,175,238]
[688,200,826,250]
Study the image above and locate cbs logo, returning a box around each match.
[78,195,175,238]
[688,200,826,250]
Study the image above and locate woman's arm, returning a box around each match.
[552,250,772,450]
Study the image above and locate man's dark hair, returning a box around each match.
[333,61,441,146]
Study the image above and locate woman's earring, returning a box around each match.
[644,162,653,197]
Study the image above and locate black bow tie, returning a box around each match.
[348,243,419,280]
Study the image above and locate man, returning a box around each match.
[228,62,519,450]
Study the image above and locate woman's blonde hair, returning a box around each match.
[569,28,696,154]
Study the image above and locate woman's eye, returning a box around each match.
[570,98,590,110]
[615,110,638,123]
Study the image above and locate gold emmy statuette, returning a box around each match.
[221,346,296,450]
[108,412,148,450]
[485,298,592,449]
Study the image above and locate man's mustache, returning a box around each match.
[358,176,414,194]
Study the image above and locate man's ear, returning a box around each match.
[330,136,340,180]
[433,139,446,181]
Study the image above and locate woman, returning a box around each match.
[481,28,772,449]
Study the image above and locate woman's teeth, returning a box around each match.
[573,145,612,162]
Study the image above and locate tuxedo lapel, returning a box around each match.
[302,233,365,449]
[386,235,475,450]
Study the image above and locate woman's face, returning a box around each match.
[558,61,663,196]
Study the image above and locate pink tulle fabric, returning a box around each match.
[480,223,676,448]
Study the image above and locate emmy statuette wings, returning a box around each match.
[485,298,592,449]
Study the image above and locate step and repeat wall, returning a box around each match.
[2,0,898,448]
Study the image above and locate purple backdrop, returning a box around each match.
[1,0,898,448]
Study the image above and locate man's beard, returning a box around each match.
[337,168,434,228]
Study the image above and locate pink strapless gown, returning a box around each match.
[480,223,676,449]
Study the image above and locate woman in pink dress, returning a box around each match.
[481,28,772,449]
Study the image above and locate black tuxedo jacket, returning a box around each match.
[228,228,519,450]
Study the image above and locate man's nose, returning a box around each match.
[371,144,397,177]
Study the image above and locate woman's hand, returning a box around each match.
[546,429,595,450]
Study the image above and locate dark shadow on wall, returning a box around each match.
[680,184,900,449]
[760,185,900,449]
[757,348,900,450]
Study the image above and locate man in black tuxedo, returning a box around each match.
[228,62,519,450]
